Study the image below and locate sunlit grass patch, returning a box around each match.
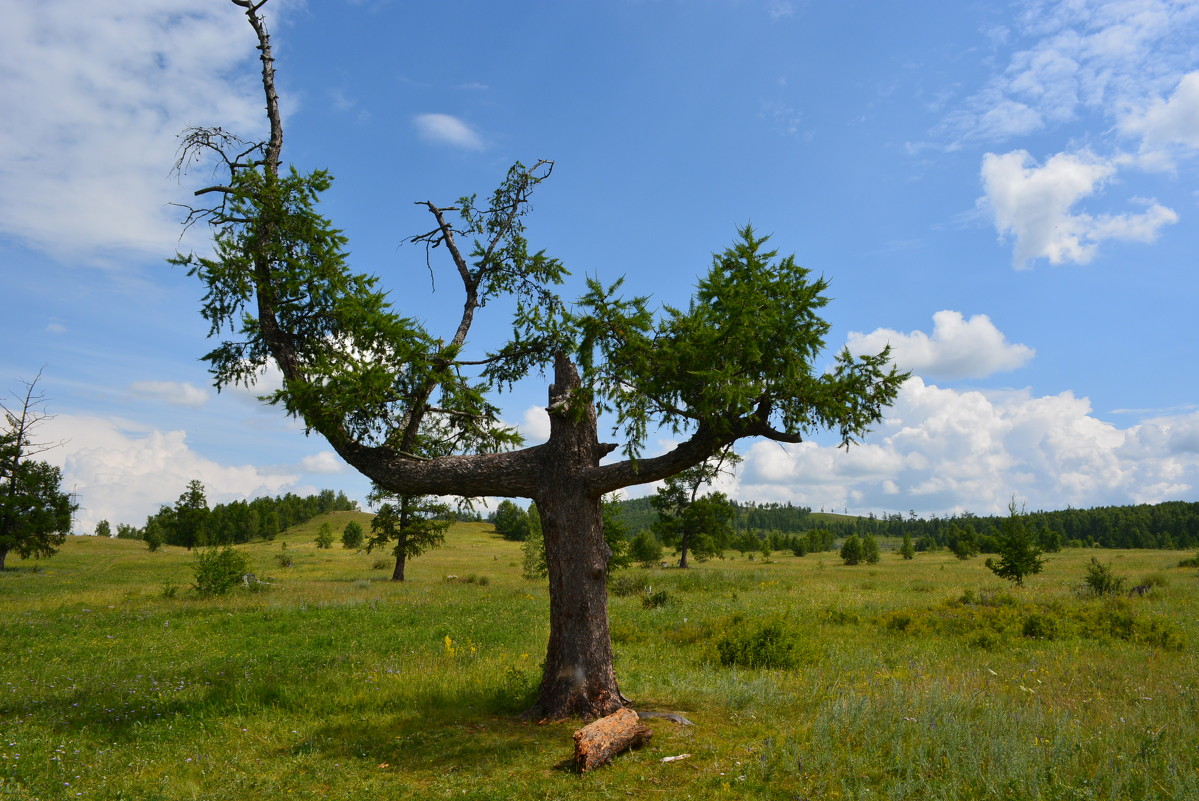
[2,528,1197,798]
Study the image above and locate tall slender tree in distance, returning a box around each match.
[0,373,76,570]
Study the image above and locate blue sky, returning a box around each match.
[2,0,1197,533]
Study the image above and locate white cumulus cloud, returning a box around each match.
[979,149,1177,267]
[519,406,551,444]
[413,113,485,150]
[731,378,1199,517]
[41,413,304,534]
[848,310,1034,380]
[298,451,347,474]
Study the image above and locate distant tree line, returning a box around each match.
[106,484,357,549]
[612,496,816,537]
[608,497,1199,554]
[818,501,1199,551]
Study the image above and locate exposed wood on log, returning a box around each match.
[571,708,652,772]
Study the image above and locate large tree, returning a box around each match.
[0,374,76,570]
[172,0,906,719]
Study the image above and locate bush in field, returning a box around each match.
[630,529,663,567]
[715,619,798,669]
[641,589,676,609]
[985,500,1045,587]
[193,546,248,597]
[315,522,334,549]
[900,531,915,560]
[863,534,880,564]
[341,520,364,549]
[840,534,864,565]
[609,572,652,597]
[1082,557,1126,597]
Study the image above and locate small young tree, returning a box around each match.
[946,524,979,560]
[95,520,112,538]
[367,492,451,581]
[863,533,881,564]
[840,534,864,565]
[341,520,364,549]
[144,518,165,552]
[193,545,249,597]
[171,480,210,550]
[315,521,334,549]
[629,529,663,567]
[115,522,141,540]
[602,496,634,572]
[985,500,1045,587]
[521,503,547,579]
[0,374,76,570]
[492,500,531,542]
[651,453,739,568]
[900,530,915,560]
[1082,557,1126,597]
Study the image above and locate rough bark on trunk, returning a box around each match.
[392,548,406,581]
[524,355,626,721]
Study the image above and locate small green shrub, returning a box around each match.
[1177,553,1199,568]
[610,572,652,597]
[1082,557,1126,597]
[342,520,364,549]
[372,558,390,570]
[968,630,1005,650]
[160,580,178,599]
[192,546,248,597]
[275,553,293,568]
[715,620,798,669]
[1021,611,1060,640]
[445,573,490,586]
[641,589,676,609]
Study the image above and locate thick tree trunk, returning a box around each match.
[679,536,690,569]
[524,354,626,721]
[392,549,406,581]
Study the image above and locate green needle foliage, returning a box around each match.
[986,500,1047,587]
[366,491,451,581]
[171,0,908,719]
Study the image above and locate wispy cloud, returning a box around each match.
[0,0,272,266]
[940,0,1199,148]
[413,113,485,150]
[128,380,210,408]
[1120,70,1199,168]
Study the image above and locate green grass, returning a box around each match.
[2,522,1197,799]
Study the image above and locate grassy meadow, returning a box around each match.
[2,516,1197,800]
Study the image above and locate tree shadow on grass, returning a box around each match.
[289,687,579,776]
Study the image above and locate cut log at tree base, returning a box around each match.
[572,708,653,772]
